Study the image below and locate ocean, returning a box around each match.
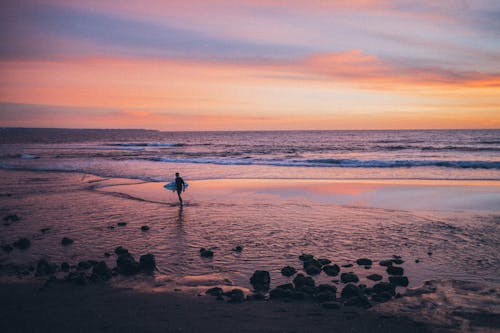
[1,128,499,181]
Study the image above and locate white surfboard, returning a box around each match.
[164,181,189,191]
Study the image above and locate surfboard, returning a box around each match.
[164,181,189,191]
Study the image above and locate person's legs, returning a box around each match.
[177,189,183,206]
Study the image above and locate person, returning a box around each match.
[174,172,185,206]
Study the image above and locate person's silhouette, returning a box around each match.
[175,172,185,206]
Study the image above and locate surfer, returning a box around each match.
[175,172,185,206]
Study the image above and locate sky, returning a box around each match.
[1,0,499,130]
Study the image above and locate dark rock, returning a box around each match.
[322,301,341,309]
[87,260,99,268]
[139,253,156,273]
[318,258,331,266]
[276,283,294,290]
[363,287,374,295]
[281,266,297,277]
[77,261,92,270]
[13,238,31,250]
[372,292,393,302]
[341,263,353,268]
[2,244,13,252]
[117,222,127,226]
[216,295,224,301]
[200,248,214,258]
[389,276,409,287]
[227,289,245,303]
[427,251,433,256]
[372,282,396,296]
[379,260,393,267]
[356,258,372,266]
[341,284,363,299]
[298,254,314,262]
[61,237,73,246]
[323,264,340,276]
[205,287,223,297]
[318,284,337,293]
[93,261,112,280]
[246,292,265,301]
[364,266,372,269]
[108,226,115,230]
[232,245,243,252]
[66,272,88,285]
[340,272,359,283]
[116,253,140,275]
[114,246,129,256]
[415,259,420,263]
[40,228,50,233]
[269,288,293,299]
[391,259,404,265]
[293,273,315,288]
[36,259,56,276]
[3,214,20,222]
[60,262,70,272]
[104,252,111,257]
[387,266,404,276]
[304,263,322,276]
[140,226,150,231]
[392,255,402,259]
[291,291,307,300]
[367,274,383,281]
[314,291,336,302]
[250,270,270,291]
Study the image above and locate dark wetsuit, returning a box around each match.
[175,176,185,205]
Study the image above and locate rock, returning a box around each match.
[391,259,404,265]
[40,228,50,233]
[77,261,92,270]
[367,274,383,281]
[415,259,420,263]
[114,246,129,256]
[314,291,336,302]
[13,238,31,250]
[117,222,127,226]
[304,263,322,276]
[269,288,293,299]
[1,244,13,253]
[392,255,402,259]
[293,273,315,288]
[61,237,73,246]
[246,292,265,301]
[36,259,56,276]
[139,253,156,273]
[387,266,404,276]
[379,260,393,267]
[65,272,88,285]
[317,284,337,294]
[232,245,243,252]
[298,254,314,262]
[277,283,294,290]
[93,261,112,280]
[281,266,297,277]
[341,284,363,298]
[372,282,396,296]
[140,226,149,231]
[88,260,99,268]
[356,258,372,266]
[227,289,245,303]
[205,287,223,297]
[250,270,270,291]
[427,251,433,256]
[323,264,340,276]
[104,252,111,257]
[60,262,70,272]
[318,258,331,266]
[341,263,353,268]
[322,301,341,309]
[200,248,214,258]
[116,253,140,275]
[371,291,393,303]
[340,272,359,283]
[3,214,20,222]
[389,276,409,287]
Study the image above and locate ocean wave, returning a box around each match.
[108,142,184,147]
[153,157,500,169]
[19,153,39,159]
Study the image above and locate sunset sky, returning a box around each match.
[1,0,499,130]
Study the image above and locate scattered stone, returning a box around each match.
[372,292,393,303]
[427,251,433,256]
[108,226,115,230]
[372,282,396,296]
[140,226,150,231]
[246,292,265,301]
[93,261,112,280]
[77,261,92,270]
[299,254,314,262]
[200,248,214,258]
[391,258,405,265]
[317,284,337,294]
[61,237,73,246]
[322,301,341,309]
[387,266,404,276]
[65,272,88,285]
[114,246,129,256]
[356,258,372,266]
[60,262,70,272]
[293,273,315,288]
[206,287,223,296]
[227,289,245,303]
[389,276,409,287]
[318,258,331,266]
[139,253,156,273]
[364,265,371,269]
[40,228,50,233]
[367,274,383,281]
[281,265,297,277]
[104,252,111,257]
[415,259,420,263]
[3,214,20,222]
[232,245,243,252]
[250,270,270,291]
[379,260,393,267]
[341,284,363,299]
[340,272,359,283]
[269,287,293,299]
[304,261,322,275]
[13,237,31,250]
[322,264,340,276]
[392,255,402,259]
[276,283,294,290]
[116,253,140,275]
[88,260,99,268]
[117,222,127,227]
[341,263,353,268]
[36,259,57,276]
[314,290,336,302]
[1,244,13,253]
